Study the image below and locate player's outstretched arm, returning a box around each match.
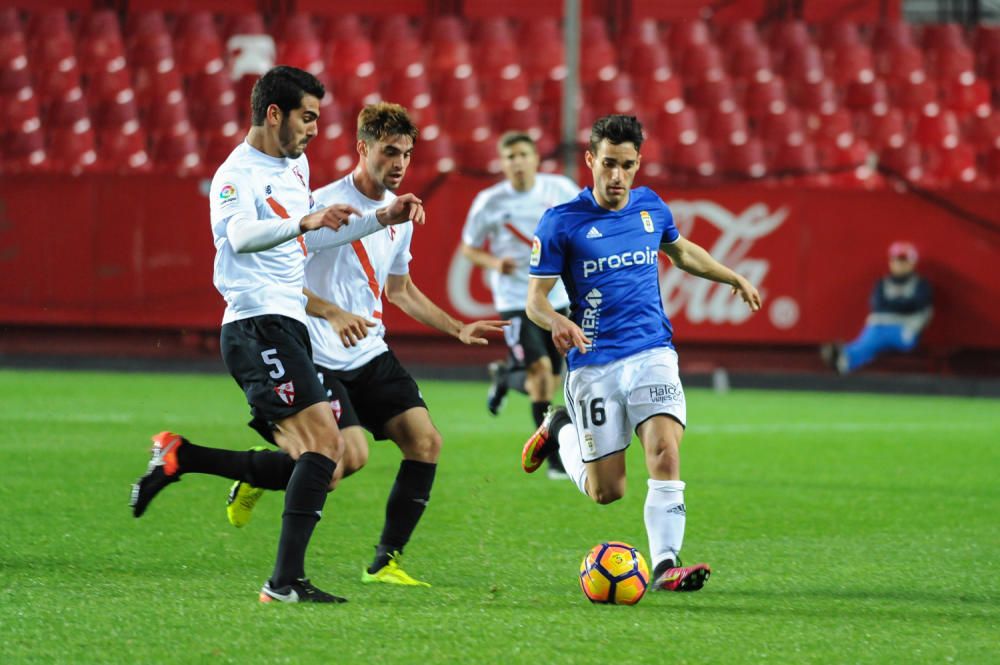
[527,276,590,355]
[460,243,518,275]
[304,194,426,252]
[384,274,507,345]
[660,237,762,311]
[304,288,376,347]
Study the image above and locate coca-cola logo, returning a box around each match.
[446,199,796,329]
[663,200,790,326]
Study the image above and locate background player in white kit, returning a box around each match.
[521,115,762,592]
[460,132,580,479]
[227,103,507,586]
[129,67,422,603]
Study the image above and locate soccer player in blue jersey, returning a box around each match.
[520,115,761,592]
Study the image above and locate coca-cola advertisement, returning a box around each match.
[0,174,998,350]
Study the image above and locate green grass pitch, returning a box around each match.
[1,368,998,664]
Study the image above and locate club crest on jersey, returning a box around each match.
[640,210,654,232]
[274,381,295,406]
[329,399,342,422]
[530,236,541,267]
[292,165,306,188]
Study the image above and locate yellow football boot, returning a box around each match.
[361,553,431,587]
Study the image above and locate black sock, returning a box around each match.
[176,441,294,489]
[368,459,437,573]
[530,401,551,427]
[271,452,335,587]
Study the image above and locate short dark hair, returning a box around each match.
[588,115,644,154]
[357,102,419,145]
[498,131,536,153]
[250,66,325,126]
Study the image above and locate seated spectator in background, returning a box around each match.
[822,241,933,374]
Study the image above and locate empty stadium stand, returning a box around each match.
[2,2,999,188]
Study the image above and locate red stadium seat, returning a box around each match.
[743,75,788,119]
[829,44,876,85]
[456,133,501,174]
[980,146,1000,184]
[893,78,939,115]
[771,139,819,176]
[174,12,225,77]
[48,122,98,174]
[48,87,89,126]
[652,105,699,147]
[589,74,637,115]
[872,20,916,51]
[781,44,826,86]
[728,42,772,82]
[928,46,975,84]
[857,107,907,150]
[808,108,853,142]
[1,85,40,137]
[635,66,683,115]
[518,18,564,82]
[720,138,767,179]
[667,20,711,58]
[879,143,924,182]
[686,74,735,111]
[795,77,838,114]
[679,42,725,82]
[326,34,376,84]
[703,107,749,146]
[970,110,1000,150]
[769,20,813,59]
[921,23,967,52]
[93,87,139,129]
[276,16,324,77]
[719,19,761,51]
[0,8,20,35]
[77,10,126,79]
[622,39,670,82]
[845,79,890,114]
[580,40,618,84]
[913,109,961,149]
[407,125,455,180]
[188,70,239,130]
[151,130,202,175]
[877,44,926,84]
[925,143,977,186]
[668,136,716,183]
[759,107,806,146]
[637,135,667,178]
[480,71,530,111]
[818,21,862,50]
[98,121,152,172]
[203,119,243,167]
[1,125,46,172]
[386,70,433,115]
[943,79,991,118]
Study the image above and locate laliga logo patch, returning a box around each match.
[329,399,342,422]
[219,184,237,202]
[530,236,541,267]
[640,210,654,233]
[274,381,296,406]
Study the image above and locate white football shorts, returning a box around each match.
[563,346,686,463]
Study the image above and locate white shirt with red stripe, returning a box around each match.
[210,141,314,325]
[461,173,578,312]
[304,173,412,371]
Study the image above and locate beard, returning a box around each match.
[278,119,305,158]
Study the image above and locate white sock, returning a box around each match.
[645,479,686,572]
[557,424,589,496]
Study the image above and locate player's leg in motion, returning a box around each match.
[636,415,709,592]
[131,435,296,518]
[256,402,346,602]
[524,356,568,479]
[361,407,438,587]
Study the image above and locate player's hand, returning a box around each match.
[731,275,762,312]
[323,309,377,347]
[551,313,590,355]
[458,320,509,346]
[299,204,362,232]
[377,193,425,226]
[497,257,518,275]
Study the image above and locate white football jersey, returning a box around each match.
[304,173,412,371]
[210,141,313,325]
[461,173,579,312]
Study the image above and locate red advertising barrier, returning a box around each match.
[1,173,998,349]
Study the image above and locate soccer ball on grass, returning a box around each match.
[579,541,649,605]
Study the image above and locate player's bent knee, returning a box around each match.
[403,430,441,462]
[591,487,625,505]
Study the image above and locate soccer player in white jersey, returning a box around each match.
[226,102,507,586]
[520,115,762,592]
[460,132,580,479]
[129,67,423,603]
